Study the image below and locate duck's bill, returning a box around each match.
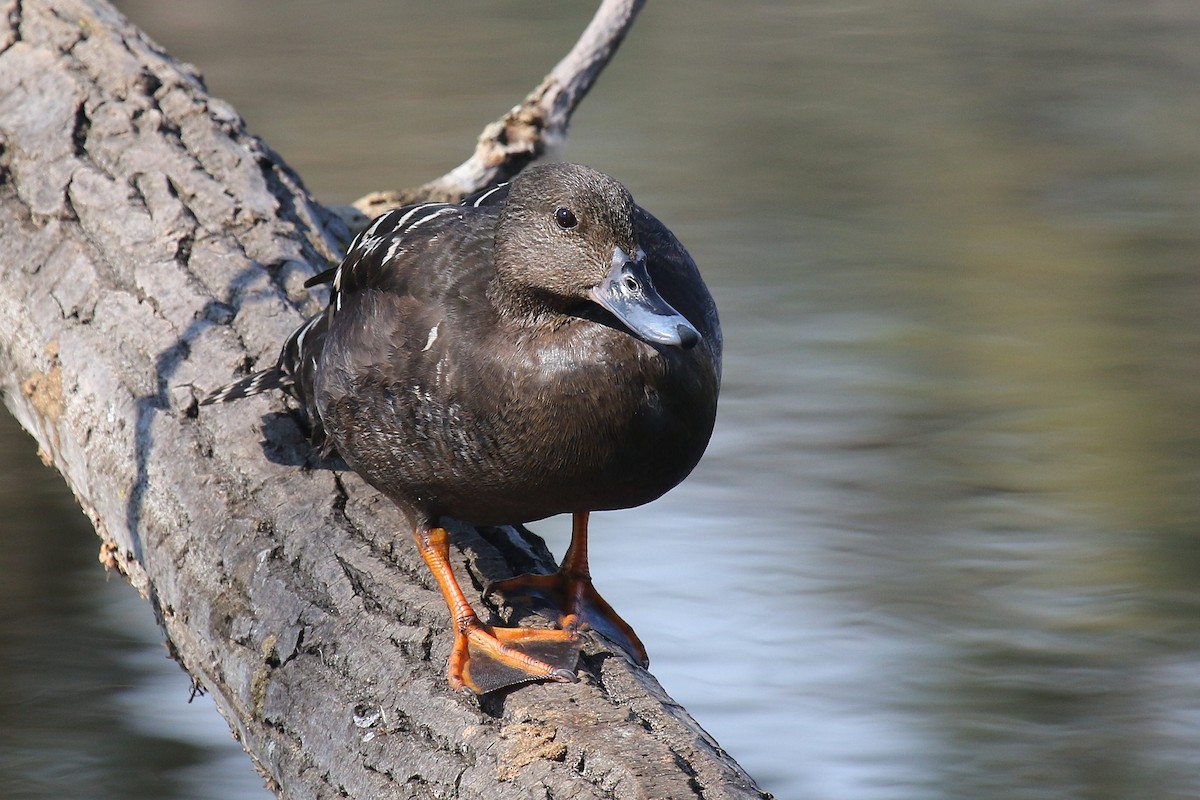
[589,252,701,349]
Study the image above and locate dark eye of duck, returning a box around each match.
[554,207,578,229]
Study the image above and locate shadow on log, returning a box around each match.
[0,1,770,797]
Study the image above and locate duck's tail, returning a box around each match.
[201,368,293,406]
[202,310,326,407]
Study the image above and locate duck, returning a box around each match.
[205,162,722,693]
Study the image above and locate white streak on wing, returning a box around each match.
[421,323,440,352]
[471,182,509,207]
[363,208,398,238]
[346,225,369,252]
[395,202,442,230]
[363,216,386,238]
[384,236,405,263]
[333,265,343,291]
[294,315,319,352]
[404,206,458,235]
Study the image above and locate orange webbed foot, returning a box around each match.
[487,512,649,667]
[488,567,649,668]
[449,618,581,694]
[414,523,583,694]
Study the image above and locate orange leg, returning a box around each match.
[489,511,649,667]
[415,525,580,694]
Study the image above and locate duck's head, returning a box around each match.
[493,163,701,350]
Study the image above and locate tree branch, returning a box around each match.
[0,1,768,797]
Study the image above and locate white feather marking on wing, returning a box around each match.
[421,324,440,352]
[471,182,509,207]
[404,206,458,235]
[394,202,442,230]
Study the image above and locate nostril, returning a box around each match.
[677,324,701,349]
[622,275,641,293]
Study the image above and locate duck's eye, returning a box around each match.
[555,207,578,229]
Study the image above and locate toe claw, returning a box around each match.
[549,667,578,683]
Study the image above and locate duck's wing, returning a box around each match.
[306,198,505,451]
[324,202,467,295]
[248,202,490,452]
[305,182,514,289]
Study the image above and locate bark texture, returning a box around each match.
[0,1,769,798]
